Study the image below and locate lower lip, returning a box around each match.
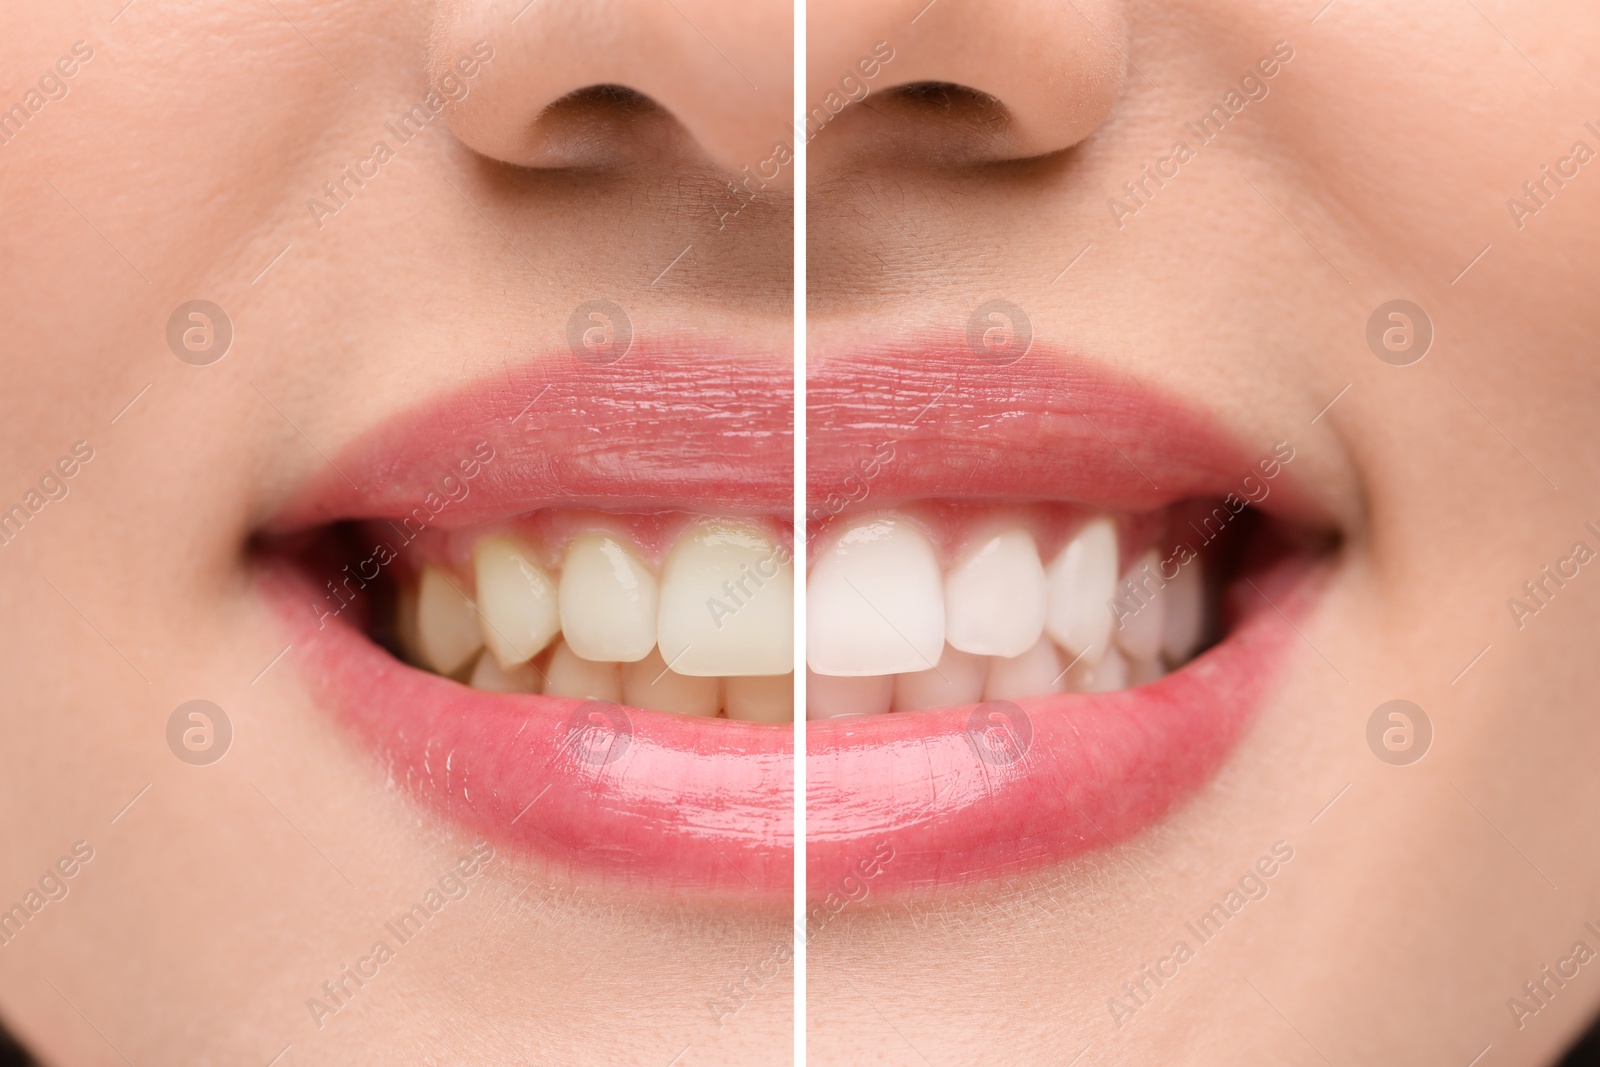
[806,554,1322,893]
[261,542,1318,897]
[259,561,794,896]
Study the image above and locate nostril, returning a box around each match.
[524,83,675,169]
[870,81,1013,163]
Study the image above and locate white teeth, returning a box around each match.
[1160,556,1205,663]
[473,536,561,668]
[1128,655,1166,687]
[807,518,945,677]
[1113,548,1166,662]
[468,649,542,694]
[806,670,893,718]
[943,528,1047,658]
[658,520,793,677]
[621,648,721,717]
[892,645,987,713]
[725,674,795,722]
[983,637,1065,701]
[1081,645,1129,693]
[558,533,658,663]
[415,565,484,675]
[543,640,622,702]
[1044,516,1118,662]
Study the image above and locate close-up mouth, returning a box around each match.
[252,348,797,896]
[805,346,1340,892]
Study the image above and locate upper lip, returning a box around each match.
[268,345,793,534]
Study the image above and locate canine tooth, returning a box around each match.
[621,648,721,716]
[1161,557,1205,663]
[394,580,423,665]
[1113,549,1166,662]
[1044,516,1118,661]
[544,641,622,702]
[807,518,944,676]
[944,528,1047,658]
[725,674,795,723]
[892,646,987,713]
[473,536,561,668]
[984,638,1065,701]
[415,565,483,675]
[468,650,542,694]
[559,533,658,663]
[658,520,793,677]
[806,670,893,719]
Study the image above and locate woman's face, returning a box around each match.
[3,0,1598,1064]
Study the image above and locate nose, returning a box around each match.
[807,0,1126,166]
[430,0,792,178]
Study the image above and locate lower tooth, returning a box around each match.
[1078,645,1130,693]
[544,640,623,702]
[892,646,987,713]
[415,565,484,675]
[806,670,893,719]
[1128,655,1166,687]
[725,674,795,723]
[621,648,721,717]
[983,638,1065,701]
[1160,556,1205,663]
[468,650,542,694]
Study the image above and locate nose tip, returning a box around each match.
[428,1,793,180]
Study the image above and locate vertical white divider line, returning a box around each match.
[792,0,807,1059]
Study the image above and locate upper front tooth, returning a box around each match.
[473,536,561,668]
[657,520,793,677]
[559,533,658,663]
[1044,516,1118,662]
[944,528,1047,658]
[415,565,483,675]
[1113,548,1166,662]
[1160,555,1205,663]
[807,518,945,676]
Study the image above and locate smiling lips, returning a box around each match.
[261,344,1327,895]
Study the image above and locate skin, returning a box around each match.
[0,1,790,1065]
[809,0,1600,1064]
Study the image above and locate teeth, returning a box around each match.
[1128,655,1166,687]
[983,637,1065,701]
[559,533,658,663]
[943,528,1047,658]
[725,674,795,722]
[892,645,987,712]
[473,536,561,668]
[544,640,622,702]
[1080,645,1129,693]
[1113,548,1166,662]
[807,518,945,677]
[1160,556,1205,663]
[806,670,893,718]
[658,520,793,677]
[468,649,542,694]
[621,648,721,717]
[415,565,484,675]
[1044,516,1118,663]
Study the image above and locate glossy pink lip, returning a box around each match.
[806,345,1333,892]
[261,350,795,895]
